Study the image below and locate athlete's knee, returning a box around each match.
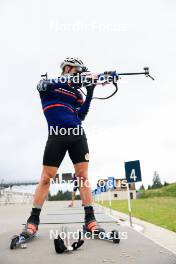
[40,171,56,185]
[76,170,88,183]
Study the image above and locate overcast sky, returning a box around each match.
[0,0,176,189]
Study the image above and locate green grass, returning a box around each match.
[100,197,176,232]
[139,183,176,198]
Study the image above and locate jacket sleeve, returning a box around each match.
[76,91,93,121]
[37,79,65,92]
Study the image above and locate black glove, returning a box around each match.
[85,83,96,97]
[37,79,54,92]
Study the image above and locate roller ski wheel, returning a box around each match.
[10,223,37,250]
[83,225,120,244]
[83,224,105,237]
[10,235,20,250]
[110,230,120,244]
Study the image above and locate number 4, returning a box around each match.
[130,169,137,181]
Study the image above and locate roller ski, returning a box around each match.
[10,224,38,249]
[83,206,120,244]
[10,208,40,250]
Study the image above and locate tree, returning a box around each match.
[48,190,71,201]
[151,171,162,189]
[48,190,81,201]
[139,184,145,190]
[163,181,169,186]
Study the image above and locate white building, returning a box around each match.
[95,178,137,201]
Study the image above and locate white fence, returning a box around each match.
[0,189,34,205]
[94,190,137,202]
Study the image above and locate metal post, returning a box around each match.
[108,189,112,215]
[108,189,112,207]
[127,183,132,227]
[93,193,95,203]
[101,192,104,204]
[97,193,100,203]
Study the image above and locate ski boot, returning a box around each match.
[83,206,120,243]
[10,208,40,249]
[83,206,105,237]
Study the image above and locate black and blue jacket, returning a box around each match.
[37,79,93,130]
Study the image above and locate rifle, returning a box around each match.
[78,67,154,99]
[41,67,154,100]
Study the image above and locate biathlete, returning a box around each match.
[20,57,103,239]
[68,173,84,207]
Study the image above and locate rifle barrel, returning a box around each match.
[118,72,148,76]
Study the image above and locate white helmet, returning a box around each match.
[60,57,87,71]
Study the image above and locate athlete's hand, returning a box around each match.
[37,79,55,92]
[37,80,47,91]
[85,83,96,97]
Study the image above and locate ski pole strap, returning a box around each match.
[72,240,84,250]
[54,231,84,254]
[72,231,84,250]
[54,235,67,254]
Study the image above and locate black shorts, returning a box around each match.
[43,129,89,167]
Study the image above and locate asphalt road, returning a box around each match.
[0,201,176,264]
